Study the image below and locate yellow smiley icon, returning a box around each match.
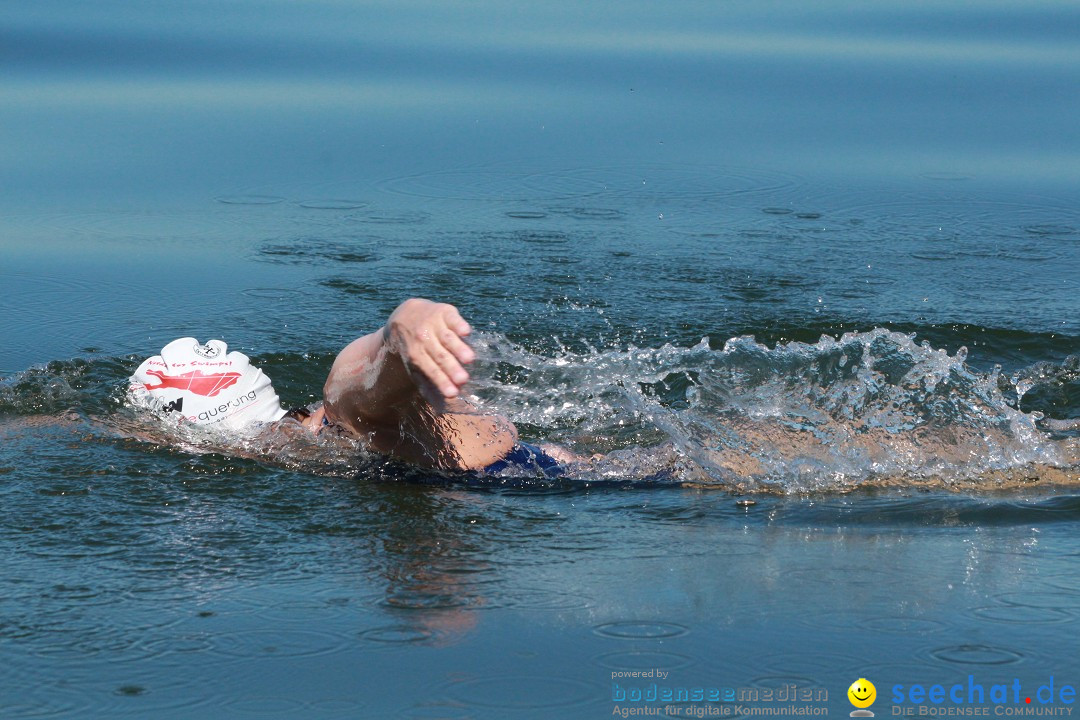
[848,678,876,709]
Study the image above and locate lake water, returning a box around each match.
[2,0,1079,717]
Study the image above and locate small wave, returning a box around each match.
[0,356,129,418]
[1014,355,1080,424]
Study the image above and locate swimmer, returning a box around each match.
[129,298,575,475]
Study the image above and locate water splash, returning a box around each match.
[465,329,1076,491]
[1013,355,1080,427]
[3,333,1077,492]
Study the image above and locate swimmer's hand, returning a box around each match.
[385,298,476,402]
[322,298,517,468]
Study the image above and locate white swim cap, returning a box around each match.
[129,338,286,430]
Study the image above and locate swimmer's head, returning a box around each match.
[128,338,286,431]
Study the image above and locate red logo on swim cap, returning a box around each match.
[143,369,242,397]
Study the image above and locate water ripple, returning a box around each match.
[210,628,351,660]
[969,605,1075,625]
[297,199,367,210]
[593,621,689,639]
[993,591,1080,609]
[928,644,1025,666]
[359,625,441,645]
[857,616,948,634]
[215,194,286,205]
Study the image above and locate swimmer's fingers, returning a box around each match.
[426,339,470,396]
[425,306,474,387]
[388,298,475,400]
[434,305,475,366]
[411,346,464,400]
[441,305,472,338]
[437,326,475,367]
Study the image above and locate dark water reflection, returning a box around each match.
[4,0,1080,716]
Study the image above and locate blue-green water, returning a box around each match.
[2,0,1080,717]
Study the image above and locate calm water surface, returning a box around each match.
[2,0,1079,717]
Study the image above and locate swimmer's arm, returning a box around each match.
[322,298,478,430]
[322,298,518,469]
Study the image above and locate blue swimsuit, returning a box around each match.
[483,442,564,476]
